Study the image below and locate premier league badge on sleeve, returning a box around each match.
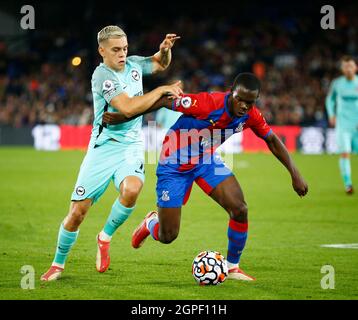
[181,96,192,108]
[102,80,115,93]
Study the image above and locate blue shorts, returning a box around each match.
[156,154,233,208]
[71,139,145,204]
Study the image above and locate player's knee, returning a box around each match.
[159,229,178,244]
[230,202,248,222]
[121,183,142,202]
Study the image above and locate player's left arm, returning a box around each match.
[151,34,180,73]
[265,133,308,197]
[248,107,308,197]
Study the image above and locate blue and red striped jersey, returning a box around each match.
[159,91,272,171]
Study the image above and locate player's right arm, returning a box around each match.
[325,79,337,127]
[103,95,174,124]
[103,93,213,124]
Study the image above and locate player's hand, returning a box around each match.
[161,81,183,99]
[329,116,336,127]
[103,112,126,125]
[159,34,181,52]
[291,173,308,197]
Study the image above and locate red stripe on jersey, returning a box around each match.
[229,219,248,232]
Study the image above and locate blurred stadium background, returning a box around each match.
[0,0,357,300]
[0,1,357,151]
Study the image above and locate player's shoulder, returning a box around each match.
[334,76,345,85]
[247,106,265,121]
[127,55,145,62]
[248,105,260,115]
[126,55,146,68]
[187,91,226,110]
[92,63,116,80]
[206,91,228,108]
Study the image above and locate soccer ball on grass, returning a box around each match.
[192,250,228,285]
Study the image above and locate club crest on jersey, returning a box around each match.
[131,69,140,81]
[102,80,115,93]
[235,122,245,133]
[76,186,85,196]
[161,190,170,201]
[181,97,192,109]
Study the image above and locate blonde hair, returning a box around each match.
[97,26,126,45]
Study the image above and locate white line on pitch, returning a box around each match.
[321,244,358,249]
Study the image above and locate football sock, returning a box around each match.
[227,261,239,269]
[99,230,112,242]
[227,219,248,265]
[103,199,135,237]
[53,223,79,267]
[339,157,352,188]
[148,218,159,240]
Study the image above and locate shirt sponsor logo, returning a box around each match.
[131,69,140,81]
[181,96,192,108]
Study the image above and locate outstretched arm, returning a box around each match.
[265,132,308,197]
[152,34,180,73]
[109,81,182,118]
[103,96,174,125]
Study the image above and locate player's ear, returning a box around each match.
[98,46,105,58]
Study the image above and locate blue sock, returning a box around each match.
[227,219,248,265]
[339,157,352,187]
[103,199,135,237]
[53,223,79,266]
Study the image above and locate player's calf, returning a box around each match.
[64,200,91,231]
[158,228,179,244]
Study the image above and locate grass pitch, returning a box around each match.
[0,147,357,300]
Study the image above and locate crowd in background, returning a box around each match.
[0,2,357,128]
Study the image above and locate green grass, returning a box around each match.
[0,147,357,300]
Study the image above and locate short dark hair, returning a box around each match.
[232,73,261,94]
[341,55,356,63]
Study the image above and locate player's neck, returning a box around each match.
[103,60,125,73]
[345,74,356,81]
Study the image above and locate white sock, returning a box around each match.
[227,262,238,270]
[52,262,65,269]
[99,230,112,242]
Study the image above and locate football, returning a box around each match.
[192,250,228,285]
